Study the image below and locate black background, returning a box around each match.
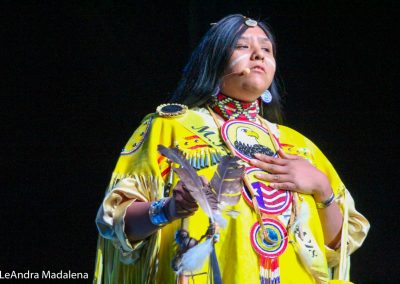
[2,1,399,283]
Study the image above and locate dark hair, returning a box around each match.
[169,14,283,123]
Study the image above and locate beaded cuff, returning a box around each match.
[149,198,170,226]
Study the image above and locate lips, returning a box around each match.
[250,65,265,73]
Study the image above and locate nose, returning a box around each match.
[250,46,264,61]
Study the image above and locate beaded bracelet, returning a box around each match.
[315,192,335,209]
[149,198,170,226]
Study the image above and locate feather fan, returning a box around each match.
[158,145,244,226]
[177,238,214,274]
[209,155,244,209]
[158,145,244,277]
[157,145,214,220]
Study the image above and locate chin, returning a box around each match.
[242,86,268,98]
[244,79,269,92]
[237,94,261,103]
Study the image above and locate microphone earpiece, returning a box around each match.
[242,68,251,75]
[222,68,251,79]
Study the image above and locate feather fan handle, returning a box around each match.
[210,156,244,208]
[157,145,214,220]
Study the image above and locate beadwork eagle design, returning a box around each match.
[234,126,274,158]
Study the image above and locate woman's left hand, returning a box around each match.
[249,149,332,200]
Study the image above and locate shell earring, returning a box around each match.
[212,86,220,97]
[261,90,272,104]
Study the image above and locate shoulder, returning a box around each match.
[275,123,324,162]
[150,104,216,131]
[257,117,312,147]
[155,103,188,118]
[132,103,191,130]
[276,124,315,148]
[277,124,339,176]
[121,105,214,154]
[151,104,211,122]
[120,113,155,155]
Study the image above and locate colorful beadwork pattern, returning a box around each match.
[242,167,292,215]
[250,218,288,259]
[221,119,277,162]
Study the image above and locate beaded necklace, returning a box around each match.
[207,99,296,284]
[209,93,260,121]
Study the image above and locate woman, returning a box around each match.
[94,14,369,284]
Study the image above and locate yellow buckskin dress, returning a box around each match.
[94,107,369,284]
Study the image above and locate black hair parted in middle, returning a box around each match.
[169,14,283,123]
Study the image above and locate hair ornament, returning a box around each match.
[244,17,257,27]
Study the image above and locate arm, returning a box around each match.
[312,179,343,248]
[124,182,199,242]
[124,201,157,241]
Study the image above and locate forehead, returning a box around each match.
[239,26,269,41]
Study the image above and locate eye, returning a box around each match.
[261,47,271,53]
[236,45,249,49]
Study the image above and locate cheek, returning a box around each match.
[229,53,250,70]
[265,57,276,70]
[265,58,276,78]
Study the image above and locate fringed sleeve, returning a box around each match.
[324,188,370,267]
[279,125,370,281]
[306,139,370,267]
[96,175,163,264]
[94,114,176,284]
[301,134,370,282]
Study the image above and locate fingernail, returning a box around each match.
[250,159,257,164]
[269,183,275,188]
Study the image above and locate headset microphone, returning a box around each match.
[242,68,251,75]
[222,68,251,79]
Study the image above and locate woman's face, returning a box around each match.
[221,26,276,102]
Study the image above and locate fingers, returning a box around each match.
[174,181,198,203]
[250,157,287,174]
[173,181,185,191]
[174,187,197,203]
[251,151,304,174]
[176,204,198,215]
[277,149,300,160]
[253,150,300,162]
[269,182,296,191]
[174,189,198,207]
[255,172,290,183]
[254,172,297,191]
[170,177,212,219]
[253,153,287,165]
[171,186,199,219]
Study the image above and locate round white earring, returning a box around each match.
[261,90,272,104]
[212,86,220,97]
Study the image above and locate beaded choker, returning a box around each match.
[210,93,260,121]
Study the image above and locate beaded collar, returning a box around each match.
[209,93,260,121]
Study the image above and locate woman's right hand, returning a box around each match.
[165,181,199,221]
[124,182,199,241]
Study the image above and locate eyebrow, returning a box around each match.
[238,36,271,43]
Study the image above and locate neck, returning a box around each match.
[209,93,260,121]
